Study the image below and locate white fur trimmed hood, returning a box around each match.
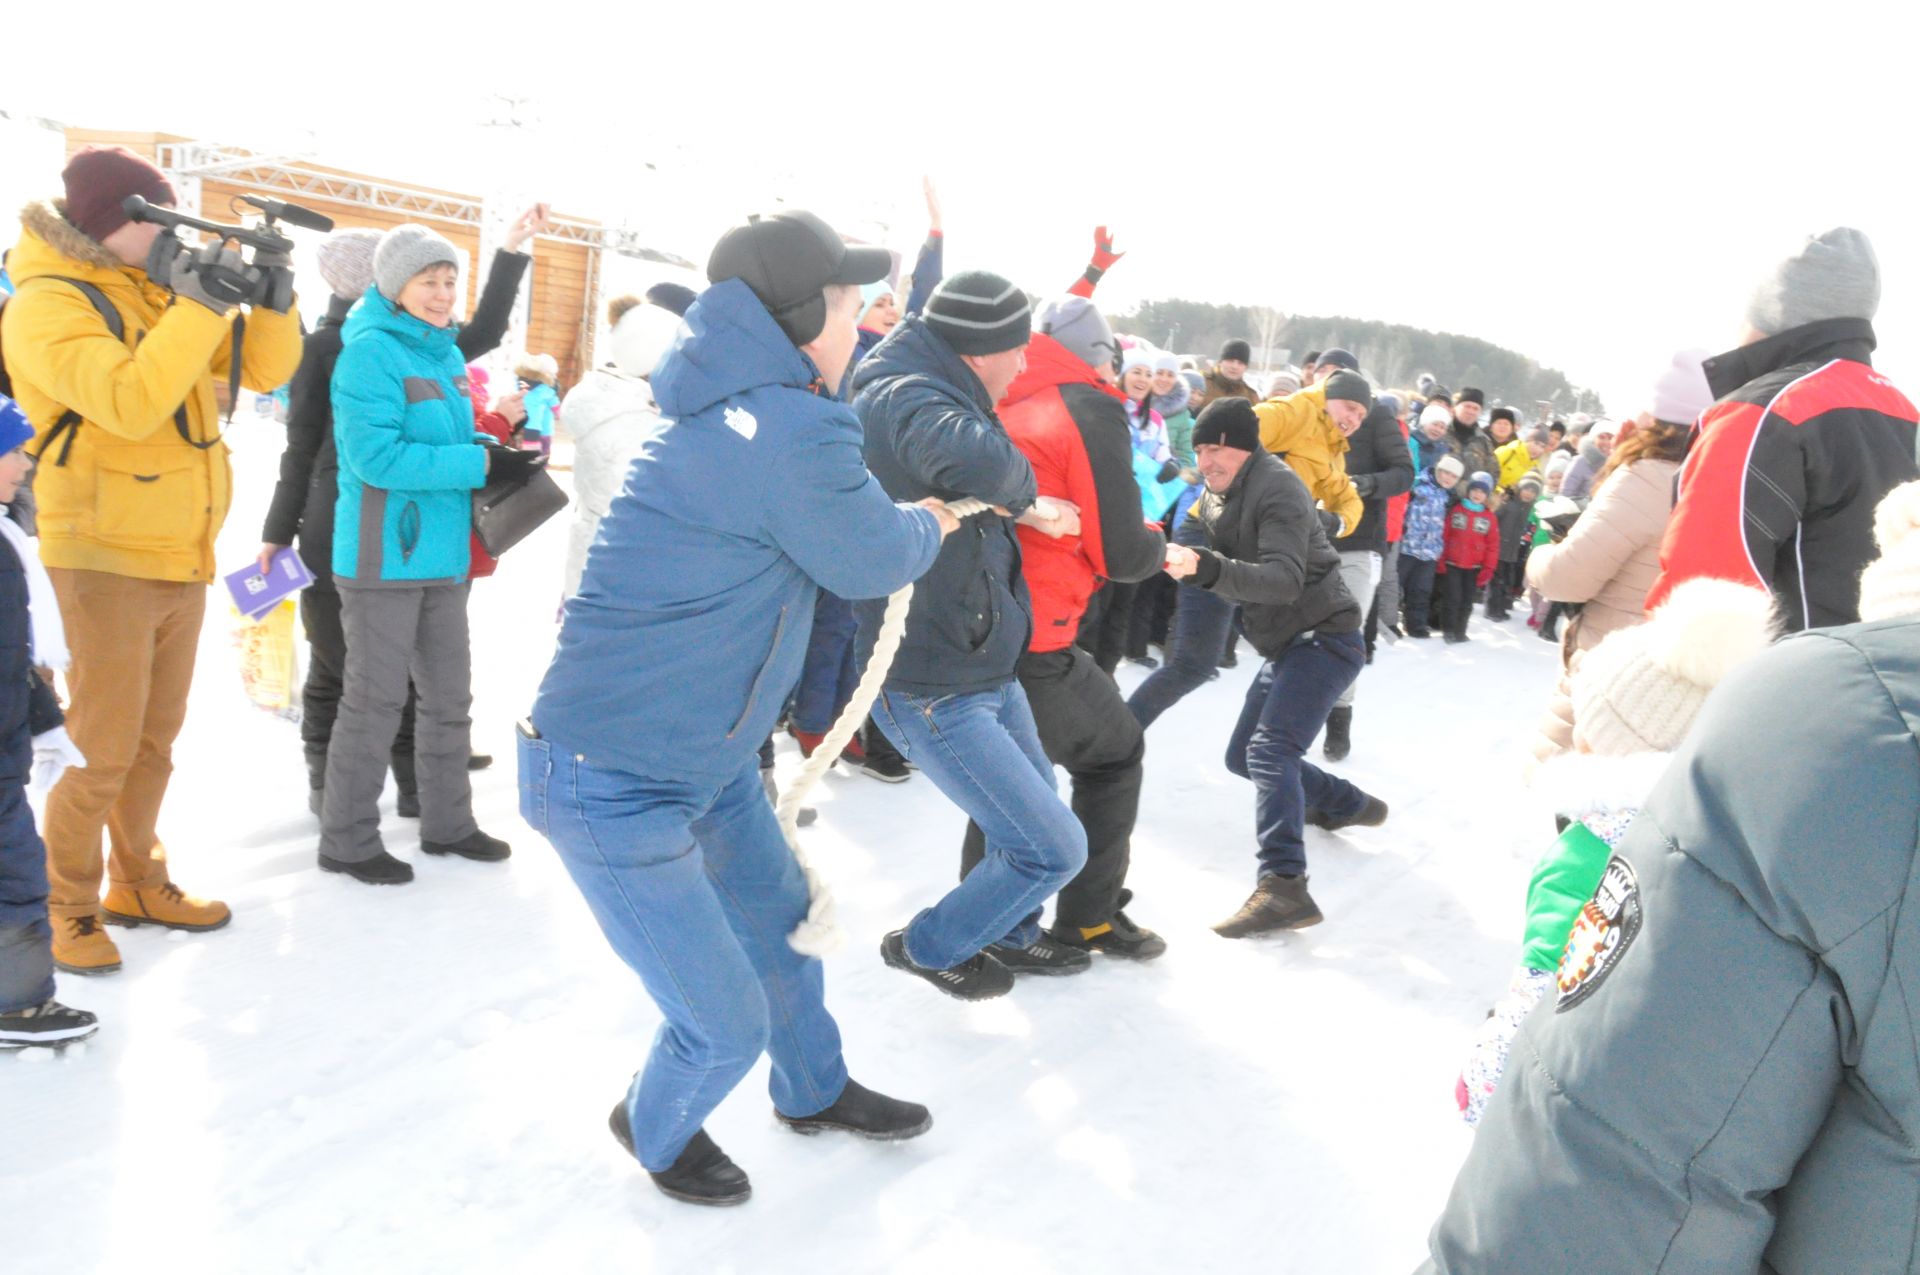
[1531,751,1673,823]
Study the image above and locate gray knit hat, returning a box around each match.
[923,270,1032,356]
[1323,369,1373,407]
[317,229,381,301]
[374,224,460,302]
[1744,227,1881,336]
[1035,295,1117,370]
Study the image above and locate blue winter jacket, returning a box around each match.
[521,381,559,438]
[531,279,943,784]
[850,315,1038,696]
[1403,472,1452,562]
[1,509,62,929]
[330,290,490,585]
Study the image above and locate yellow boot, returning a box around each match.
[51,914,122,975]
[102,882,232,932]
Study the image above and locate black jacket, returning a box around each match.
[1648,317,1919,628]
[1189,450,1359,658]
[1494,496,1533,563]
[1448,420,1498,489]
[851,316,1039,696]
[260,249,531,586]
[1344,402,1415,553]
[0,508,62,791]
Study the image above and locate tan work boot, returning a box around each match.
[102,882,232,932]
[52,914,122,975]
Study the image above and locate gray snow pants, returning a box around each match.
[0,921,54,1014]
[319,583,477,863]
[1334,550,1382,708]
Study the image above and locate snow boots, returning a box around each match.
[421,830,511,862]
[51,914,120,975]
[881,930,1014,1001]
[984,935,1092,977]
[319,849,414,885]
[776,1078,933,1140]
[1213,874,1324,938]
[102,882,231,932]
[1322,706,1353,761]
[608,1104,751,1207]
[0,999,98,1049]
[1307,796,1390,832]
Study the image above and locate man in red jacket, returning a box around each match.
[964,294,1172,960]
[1436,471,1499,644]
[1648,227,1918,628]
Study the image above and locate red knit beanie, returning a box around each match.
[62,146,176,244]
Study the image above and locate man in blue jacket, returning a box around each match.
[522,211,955,1207]
[852,271,1092,1000]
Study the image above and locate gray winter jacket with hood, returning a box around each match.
[1421,612,1920,1274]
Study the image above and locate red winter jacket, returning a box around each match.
[1437,501,1499,586]
[998,335,1168,651]
[467,409,517,580]
[1385,413,1412,543]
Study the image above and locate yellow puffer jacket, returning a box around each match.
[1,200,302,582]
[1495,438,1539,493]
[1253,381,1362,537]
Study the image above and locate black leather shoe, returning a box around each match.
[776,1078,932,1140]
[318,850,414,885]
[608,1102,751,1207]
[420,830,510,862]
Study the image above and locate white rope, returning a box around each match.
[781,497,997,954]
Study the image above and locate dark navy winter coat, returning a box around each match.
[850,315,1038,696]
[532,280,943,784]
[1,511,62,929]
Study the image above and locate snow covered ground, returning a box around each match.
[6,424,1566,1274]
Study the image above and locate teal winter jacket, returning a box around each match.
[330,289,490,585]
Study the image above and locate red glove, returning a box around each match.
[1091,225,1123,272]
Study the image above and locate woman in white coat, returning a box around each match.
[561,297,682,598]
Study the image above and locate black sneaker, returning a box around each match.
[609,1102,751,1207]
[1124,654,1160,670]
[857,751,912,783]
[0,999,99,1049]
[318,849,415,885]
[421,829,511,862]
[467,753,494,771]
[1308,796,1389,831]
[1405,625,1433,639]
[1213,874,1324,938]
[984,936,1092,977]
[880,930,1014,1001]
[1048,910,1168,961]
[776,1078,932,1140]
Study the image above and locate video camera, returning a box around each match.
[123,193,335,315]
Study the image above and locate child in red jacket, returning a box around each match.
[1436,471,1499,644]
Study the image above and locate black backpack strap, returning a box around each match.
[26,277,125,467]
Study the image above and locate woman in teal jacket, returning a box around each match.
[318,225,534,885]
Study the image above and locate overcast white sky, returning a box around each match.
[7,0,1918,411]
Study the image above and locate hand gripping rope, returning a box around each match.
[776,497,1005,955]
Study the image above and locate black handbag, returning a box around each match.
[473,463,568,557]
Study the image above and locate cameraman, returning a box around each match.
[0,147,302,974]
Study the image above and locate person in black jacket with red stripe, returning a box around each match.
[980,295,1170,960]
[259,210,544,815]
[1650,227,1919,626]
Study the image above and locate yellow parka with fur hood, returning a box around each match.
[1,200,302,582]
[1253,380,1362,537]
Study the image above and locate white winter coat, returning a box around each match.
[560,368,658,598]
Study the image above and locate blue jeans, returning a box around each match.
[1128,580,1236,728]
[791,590,858,735]
[517,733,847,1170]
[873,683,1087,968]
[1225,632,1369,878]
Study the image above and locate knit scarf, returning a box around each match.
[0,507,68,670]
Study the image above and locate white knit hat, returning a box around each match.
[317,229,381,301]
[1649,348,1714,426]
[1571,579,1778,754]
[609,303,682,379]
[1418,403,1452,431]
[1858,480,1920,622]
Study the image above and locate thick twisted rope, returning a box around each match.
[780,497,997,954]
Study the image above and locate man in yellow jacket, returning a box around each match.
[1253,370,1369,537]
[1,147,302,973]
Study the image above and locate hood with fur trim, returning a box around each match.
[1530,751,1673,824]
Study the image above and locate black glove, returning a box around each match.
[1352,473,1377,498]
[485,444,545,485]
[1316,509,1342,540]
[1191,547,1223,589]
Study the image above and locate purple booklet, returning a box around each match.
[225,548,315,621]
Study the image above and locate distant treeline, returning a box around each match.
[1113,298,1605,416]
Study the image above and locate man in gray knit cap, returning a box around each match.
[1649,227,1919,629]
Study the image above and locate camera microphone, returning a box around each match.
[121,194,173,226]
[238,194,335,233]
